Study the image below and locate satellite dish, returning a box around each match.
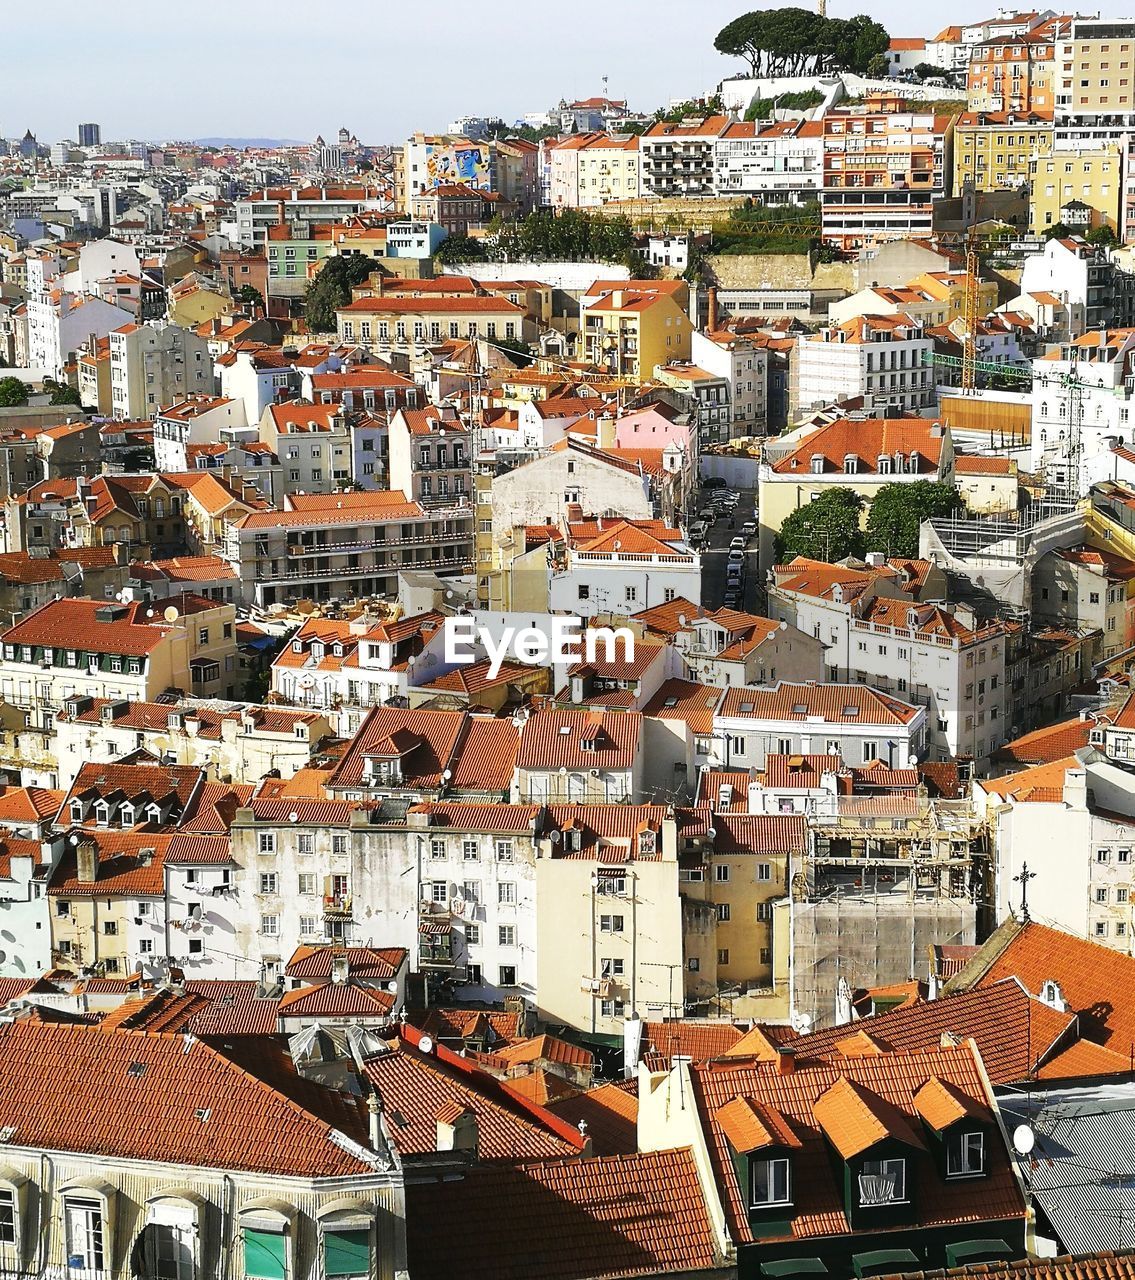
[288,811,299,823]
[418,1034,434,1055]
[1013,1124,1036,1156]
[69,834,79,846]
[441,769,452,781]
[386,980,398,993]
[163,606,179,622]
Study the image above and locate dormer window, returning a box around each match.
[311,643,324,660]
[94,801,110,826]
[69,800,83,823]
[751,1157,792,1208]
[292,639,304,654]
[145,803,162,824]
[859,1158,906,1206]
[810,454,824,474]
[947,1131,985,1178]
[119,804,135,827]
[878,455,893,474]
[843,453,858,474]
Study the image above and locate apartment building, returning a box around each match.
[690,328,768,434]
[0,598,202,731]
[336,296,525,353]
[1032,546,1135,659]
[546,517,701,622]
[108,320,213,420]
[757,417,954,569]
[221,489,474,608]
[967,35,1057,112]
[1030,144,1124,232]
[639,116,730,197]
[792,314,936,420]
[820,95,955,249]
[713,120,824,204]
[953,110,1054,192]
[548,132,641,207]
[152,396,248,472]
[579,280,693,381]
[234,184,388,247]
[712,680,928,771]
[388,404,471,508]
[769,558,1012,762]
[25,289,133,382]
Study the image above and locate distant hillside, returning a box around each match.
[193,137,303,148]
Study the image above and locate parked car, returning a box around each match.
[689,521,708,543]
[699,507,717,523]
[723,589,742,609]
[730,536,745,551]
[702,476,727,489]
[728,548,745,563]
[741,521,757,538]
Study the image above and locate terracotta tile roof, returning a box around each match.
[874,1251,1135,1280]
[784,978,1078,1086]
[449,716,520,794]
[761,753,843,789]
[717,1095,803,1153]
[694,1042,1026,1245]
[405,1147,719,1280]
[181,980,281,1035]
[696,768,751,810]
[545,1080,639,1155]
[517,709,641,772]
[0,1019,378,1176]
[425,657,534,696]
[409,802,540,833]
[711,813,809,856]
[980,755,1076,803]
[496,1034,595,1071]
[326,705,465,791]
[411,1007,523,1044]
[541,805,672,861]
[2,597,171,656]
[0,785,63,823]
[277,980,395,1017]
[956,454,1015,475]
[500,1070,581,1107]
[364,1037,579,1161]
[996,717,1094,766]
[48,831,171,897]
[285,944,406,981]
[340,295,523,315]
[62,760,203,821]
[913,1075,992,1130]
[719,681,921,726]
[772,418,946,475]
[642,1019,745,1063]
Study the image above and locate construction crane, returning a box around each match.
[961,225,980,391]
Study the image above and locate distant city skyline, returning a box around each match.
[9,0,1004,146]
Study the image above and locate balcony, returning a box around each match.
[323,894,352,917]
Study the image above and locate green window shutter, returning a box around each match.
[244,1228,287,1280]
[324,1229,370,1277]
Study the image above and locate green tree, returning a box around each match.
[235,284,264,310]
[1087,224,1118,246]
[716,9,888,76]
[913,62,951,79]
[49,384,84,407]
[0,376,28,407]
[303,254,378,333]
[435,234,487,265]
[1043,221,1073,241]
[866,52,890,78]
[774,489,864,563]
[864,480,963,559]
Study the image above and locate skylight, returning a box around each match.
[843,705,860,717]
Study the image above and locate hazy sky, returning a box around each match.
[7,0,991,145]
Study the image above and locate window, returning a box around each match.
[298,873,316,896]
[601,957,625,978]
[718,948,730,965]
[751,1157,791,1207]
[498,882,516,904]
[600,914,624,932]
[947,1131,985,1177]
[1098,848,1110,863]
[430,838,446,860]
[1120,888,1130,904]
[1097,887,1109,903]
[66,1197,106,1272]
[757,863,772,882]
[463,838,479,861]
[499,965,517,986]
[297,833,314,855]
[430,880,447,903]
[259,873,278,895]
[859,1157,906,1205]
[324,1229,370,1279]
[332,834,348,855]
[243,1226,286,1280]
[716,903,731,922]
[495,840,513,862]
[715,864,730,882]
[258,832,275,854]
[498,925,516,946]
[0,1188,15,1244]
[261,915,279,937]
[466,924,480,945]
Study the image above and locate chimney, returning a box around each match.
[776,1045,796,1075]
[436,1106,479,1154]
[367,1092,383,1150]
[76,838,98,884]
[331,950,350,984]
[707,286,718,332]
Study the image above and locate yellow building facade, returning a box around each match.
[1030,146,1123,232]
[952,111,1054,192]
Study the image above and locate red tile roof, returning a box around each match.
[772,418,946,475]
[641,679,724,736]
[495,1034,595,1071]
[326,706,466,791]
[2,598,171,656]
[0,1019,378,1175]
[545,1080,639,1155]
[996,716,1095,766]
[719,681,921,726]
[517,709,641,771]
[285,944,406,981]
[693,1042,1026,1245]
[405,1148,719,1280]
[642,1019,746,1063]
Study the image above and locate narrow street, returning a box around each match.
[696,487,762,615]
